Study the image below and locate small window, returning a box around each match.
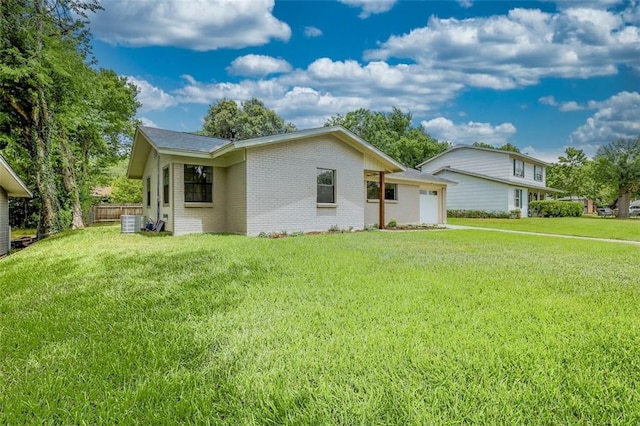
[317,168,335,203]
[146,177,151,207]
[515,189,523,209]
[428,190,438,196]
[534,165,543,181]
[513,159,524,178]
[162,166,170,205]
[367,182,398,201]
[184,165,213,203]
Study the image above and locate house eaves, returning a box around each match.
[385,169,457,186]
[417,145,551,169]
[433,166,562,192]
[0,155,32,198]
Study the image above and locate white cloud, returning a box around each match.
[570,91,640,145]
[364,6,640,89]
[304,26,323,38]
[558,101,584,112]
[89,0,291,51]
[227,55,292,77]
[138,117,159,128]
[539,96,558,106]
[458,0,474,8]
[539,96,585,111]
[338,0,398,19]
[420,117,517,145]
[126,76,177,112]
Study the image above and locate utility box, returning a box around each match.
[121,215,144,233]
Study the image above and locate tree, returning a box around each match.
[498,142,520,153]
[594,137,640,218]
[472,141,496,149]
[202,98,296,140]
[325,107,448,168]
[110,176,142,204]
[1,0,138,233]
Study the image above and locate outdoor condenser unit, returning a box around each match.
[121,215,144,233]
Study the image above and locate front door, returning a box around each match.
[420,190,439,224]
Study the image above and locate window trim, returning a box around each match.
[515,188,523,209]
[162,166,170,206]
[534,165,543,182]
[317,168,336,204]
[366,181,398,202]
[184,164,213,204]
[513,159,524,178]
[146,176,151,207]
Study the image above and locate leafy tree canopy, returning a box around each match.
[325,107,449,168]
[594,137,640,218]
[202,98,296,140]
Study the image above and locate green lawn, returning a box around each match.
[449,216,640,241]
[1,225,639,423]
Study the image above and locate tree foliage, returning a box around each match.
[325,108,449,168]
[594,137,640,218]
[0,0,139,234]
[202,98,296,140]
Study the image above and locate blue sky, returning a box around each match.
[87,0,639,161]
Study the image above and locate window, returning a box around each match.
[317,168,335,203]
[515,189,523,209]
[184,165,213,203]
[534,165,543,181]
[367,181,398,201]
[513,159,524,177]
[146,177,151,207]
[162,166,170,205]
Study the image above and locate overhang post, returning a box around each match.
[379,171,385,229]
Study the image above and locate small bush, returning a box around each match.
[387,219,397,228]
[530,201,583,217]
[448,210,511,219]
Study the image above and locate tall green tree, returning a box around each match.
[202,98,296,140]
[325,107,448,168]
[594,137,640,218]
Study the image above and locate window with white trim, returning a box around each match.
[367,182,398,201]
[317,168,335,203]
[184,165,213,203]
[534,165,543,181]
[515,189,523,209]
[162,166,170,205]
[146,177,151,207]
[513,159,524,178]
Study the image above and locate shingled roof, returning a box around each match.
[138,126,228,153]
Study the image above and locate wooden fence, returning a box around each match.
[90,204,143,223]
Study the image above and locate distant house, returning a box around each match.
[0,155,32,256]
[126,126,453,236]
[557,196,595,214]
[418,145,561,217]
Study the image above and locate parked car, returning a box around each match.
[597,207,614,217]
[630,205,640,217]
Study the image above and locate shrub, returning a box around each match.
[448,210,511,219]
[529,200,583,217]
[387,219,397,228]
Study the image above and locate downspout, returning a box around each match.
[378,171,385,229]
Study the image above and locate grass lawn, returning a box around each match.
[1,225,639,423]
[10,228,36,240]
[449,216,640,242]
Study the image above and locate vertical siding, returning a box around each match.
[439,171,509,212]
[225,160,247,234]
[172,162,226,236]
[245,135,364,236]
[364,183,421,226]
[421,148,510,179]
[0,187,8,256]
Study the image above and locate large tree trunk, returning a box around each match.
[59,137,85,229]
[617,190,631,218]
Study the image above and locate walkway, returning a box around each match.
[446,224,640,246]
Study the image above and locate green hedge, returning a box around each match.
[448,210,511,219]
[529,200,583,217]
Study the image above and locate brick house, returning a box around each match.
[127,126,453,236]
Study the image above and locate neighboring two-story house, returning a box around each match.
[418,145,561,217]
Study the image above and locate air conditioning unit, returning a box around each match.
[121,215,145,233]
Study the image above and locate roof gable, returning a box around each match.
[433,166,561,192]
[0,155,32,198]
[418,145,550,168]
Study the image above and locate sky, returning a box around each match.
[86,0,640,162]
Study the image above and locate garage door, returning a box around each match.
[420,190,439,224]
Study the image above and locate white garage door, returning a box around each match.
[420,190,439,224]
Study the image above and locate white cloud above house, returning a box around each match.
[569,91,640,145]
[304,26,323,38]
[364,5,640,88]
[227,55,292,77]
[89,0,291,51]
[420,117,517,145]
[126,76,177,112]
[338,0,398,18]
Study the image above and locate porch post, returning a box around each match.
[379,171,385,229]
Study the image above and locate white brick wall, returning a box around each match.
[225,160,247,234]
[364,182,420,226]
[245,135,365,235]
[0,187,8,256]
